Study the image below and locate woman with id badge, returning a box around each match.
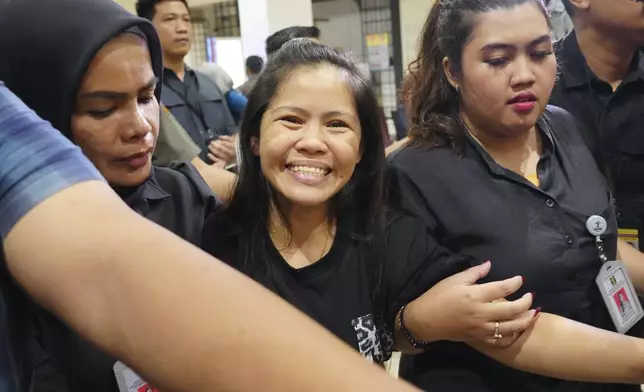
[389,0,644,391]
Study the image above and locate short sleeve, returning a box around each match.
[165,160,222,214]
[387,161,442,234]
[383,212,473,329]
[153,106,201,166]
[0,83,103,237]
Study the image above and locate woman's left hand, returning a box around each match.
[399,261,539,348]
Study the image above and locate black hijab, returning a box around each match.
[0,0,163,138]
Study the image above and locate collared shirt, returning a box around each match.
[163,67,207,140]
[162,66,236,164]
[0,82,102,392]
[551,33,644,240]
[30,162,221,392]
[388,106,636,391]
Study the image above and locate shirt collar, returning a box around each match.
[465,116,556,177]
[116,166,170,213]
[163,64,195,79]
[558,32,644,89]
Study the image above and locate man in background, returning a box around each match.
[136,0,237,168]
[238,55,264,97]
[266,26,321,56]
[551,0,644,250]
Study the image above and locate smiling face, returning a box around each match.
[71,33,159,187]
[445,2,557,138]
[256,65,362,209]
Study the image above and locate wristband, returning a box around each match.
[398,304,432,350]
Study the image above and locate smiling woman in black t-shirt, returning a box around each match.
[201,39,542,363]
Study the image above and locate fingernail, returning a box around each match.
[531,292,536,299]
[482,260,491,265]
[521,276,525,284]
[535,307,542,315]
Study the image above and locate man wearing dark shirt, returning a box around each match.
[551,0,644,249]
[136,0,237,167]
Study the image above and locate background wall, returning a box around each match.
[267,0,314,34]
[312,0,364,60]
[399,0,433,70]
[114,0,135,13]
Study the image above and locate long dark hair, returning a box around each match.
[224,39,387,316]
[402,0,550,150]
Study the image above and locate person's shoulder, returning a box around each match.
[387,141,461,186]
[193,68,227,96]
[542,104,583,138]
[201,209,241,265]
[154,163,220,207]
[388,141,456,167]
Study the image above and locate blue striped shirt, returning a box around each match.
[0,82,103,236]
[0,82,103,392]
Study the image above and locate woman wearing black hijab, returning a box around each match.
[0,0,218,390]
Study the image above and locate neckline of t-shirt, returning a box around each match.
[263,229,351,282]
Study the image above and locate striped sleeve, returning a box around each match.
[0,82,104,237]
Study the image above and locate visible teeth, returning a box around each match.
[289,165,329,176]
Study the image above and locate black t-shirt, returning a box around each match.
[388,106,639,392]
[201,211,472,364]
[29,163,220,392]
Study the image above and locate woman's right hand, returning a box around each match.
[402,261,539,348]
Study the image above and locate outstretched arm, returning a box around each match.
[6,181,419,392]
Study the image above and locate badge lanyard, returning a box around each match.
[586,215,609,264]
[586,215,644,334]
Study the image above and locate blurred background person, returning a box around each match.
[136,0,238,167]
[237,55,264,97]
[199,61,247,124]
[266,25,321,56]
[551,0,644,251]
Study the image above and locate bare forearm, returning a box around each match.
[618,240,644,292]
[473,312,644,384]
[191,156,236,201]
[5,181,417,392]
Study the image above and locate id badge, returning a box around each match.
[618,228,639,250]
[113,361,159,392]
[595,260,644,334]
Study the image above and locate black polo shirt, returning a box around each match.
[163,68,207,139]
[28,163,221,392]
[551,32,644,245]
[388,106,638,392]
[162,67,237,164]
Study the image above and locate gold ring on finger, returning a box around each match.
[493,321,503,339]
